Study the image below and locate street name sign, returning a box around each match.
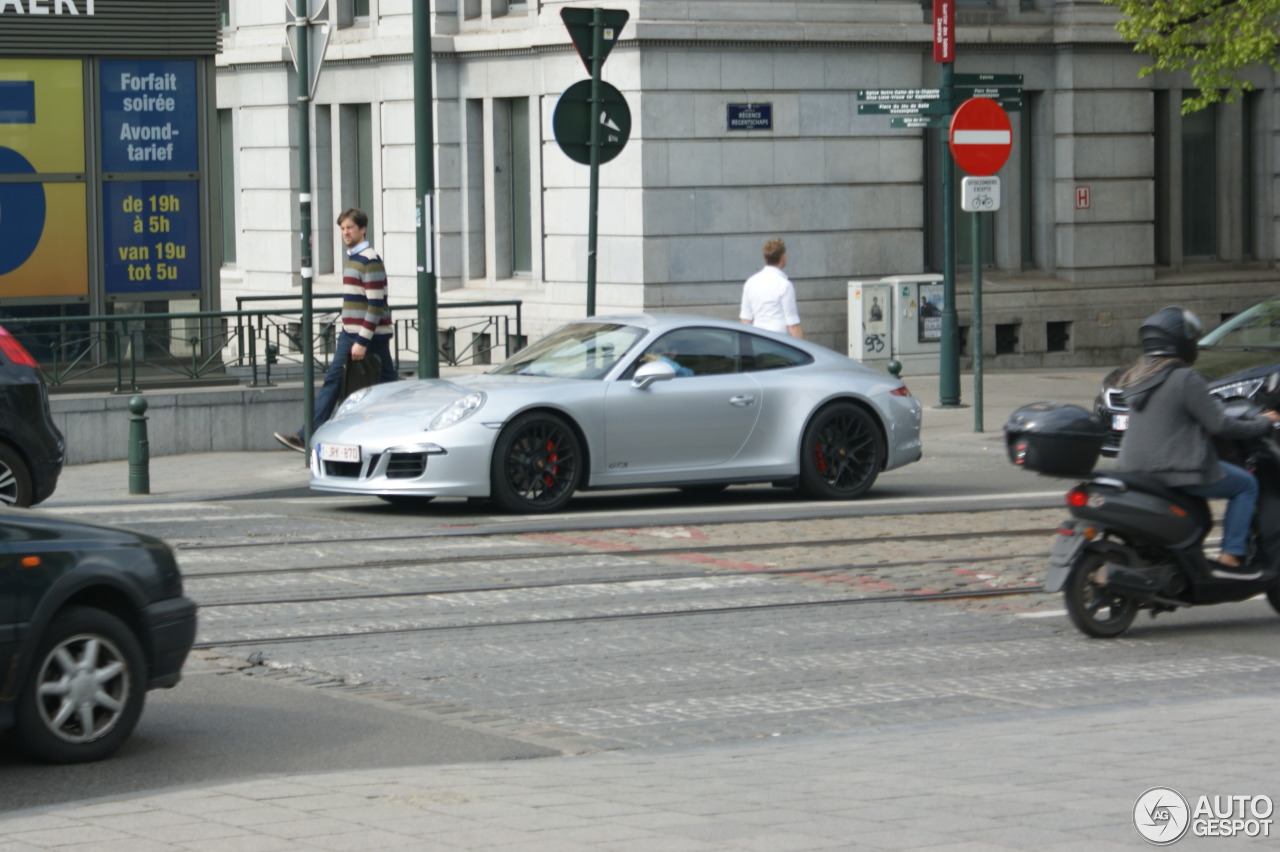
[949,97,1012,176]
[858,101,952,116]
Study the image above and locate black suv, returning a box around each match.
[0,324,64,507]
[1096,296,1280,455]
[1,511,197,763]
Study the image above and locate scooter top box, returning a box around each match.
[1004,402,1106,476]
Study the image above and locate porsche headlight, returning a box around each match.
[333,387,374,419]
[1211,378,1265,401]
[429,392,486,431]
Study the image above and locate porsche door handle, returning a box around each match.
[729,394,756,407]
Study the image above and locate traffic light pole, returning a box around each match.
[414,0,439,377]
[296,0,316,445]
[585,7,603,317]
[939,60,962,408]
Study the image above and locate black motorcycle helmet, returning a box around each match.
[1139,305,1203,365]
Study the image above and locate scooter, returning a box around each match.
[1007,382,1280,638]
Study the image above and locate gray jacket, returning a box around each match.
[1117,365,1271,487]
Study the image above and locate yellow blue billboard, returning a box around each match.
[0,58,88,298]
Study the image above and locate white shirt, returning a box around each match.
[740,265,800,333]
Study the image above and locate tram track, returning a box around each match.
[179,525,1053,580]
[191,583,1046,650]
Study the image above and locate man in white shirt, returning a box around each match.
[739,237,803,338]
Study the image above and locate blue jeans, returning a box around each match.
[1180,461,1259,558]
[301,331,396,436]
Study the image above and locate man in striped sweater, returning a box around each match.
[274,207,398,452]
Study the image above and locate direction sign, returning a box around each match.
[949,97,1012,176]
[956,86,1021,100]
[561,7,629,72]
[552,79,631,165]
[954,73,1023,86]
[858,88,942,102]
[890,115,948,130]
[858,101,952,116]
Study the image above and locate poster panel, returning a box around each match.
[918,281,944,343]
[103,179,201,296]
[99,59,198,173]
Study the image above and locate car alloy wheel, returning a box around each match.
[16,607,146,763]
[491,412,582,513]
[799,402,883,499]
[0,443,33,507]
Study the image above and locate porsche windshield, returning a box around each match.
[1200,298,1280,350]
[492,322,647,380]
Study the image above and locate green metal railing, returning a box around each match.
[2,299,523,393]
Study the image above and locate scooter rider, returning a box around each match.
[1115,306,1280,579]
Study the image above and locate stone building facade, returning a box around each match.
[214,0,1280,369]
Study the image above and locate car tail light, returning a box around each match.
[890,385,912,397]
[1066,487,1089,508]
[0,325,38,368]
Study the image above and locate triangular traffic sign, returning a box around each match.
[561,7,629,72]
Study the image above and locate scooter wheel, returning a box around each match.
[1266,586,1280,618]
[1064,551,1138,638]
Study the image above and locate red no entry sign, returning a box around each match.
[949,97,1012,176]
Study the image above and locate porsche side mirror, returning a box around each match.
[632,360,676,390]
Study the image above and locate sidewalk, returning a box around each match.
[3,695,1276,849]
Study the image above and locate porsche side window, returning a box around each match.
[621,328,741,379]
[741,334,813,371]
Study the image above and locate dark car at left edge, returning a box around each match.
[1,511,197,763]
[0,324,64,507]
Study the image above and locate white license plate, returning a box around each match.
[1111,413,1129,432]
[319,442,361,463]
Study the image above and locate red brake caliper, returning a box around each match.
[544,438,559,486]
[814,441,828,472]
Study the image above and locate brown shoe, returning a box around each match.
[273,431,306,453]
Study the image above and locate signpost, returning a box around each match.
[556,7,630,317]
[949,97,1013,431]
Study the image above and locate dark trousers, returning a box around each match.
[301,331,396,435]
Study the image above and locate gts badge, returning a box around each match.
[608,461,629,470]
[1088,494,1106,508]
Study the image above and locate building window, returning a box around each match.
[1181,99,1216,259]
[218,0,230,28]
[338,103,375,240]
[465,99,486,280]
[217,109,236,265]
[1152,92,1265,266]
[495,97,532,277]
[336,0,370,28]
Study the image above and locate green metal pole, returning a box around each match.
[939,61,961,407]
[585,7,603,317]
[414,0,439,378]
[128,395,150,495]
[972,210,984,431]
[297,0,316,447]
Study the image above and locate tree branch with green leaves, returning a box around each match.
[1102,0,1280,112]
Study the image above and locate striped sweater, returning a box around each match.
[341,242,392,341]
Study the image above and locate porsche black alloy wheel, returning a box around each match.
[490,412,582,513]
[798,402,883,499]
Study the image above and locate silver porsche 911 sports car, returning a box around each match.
[309,314,923,513]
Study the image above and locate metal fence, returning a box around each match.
[1,299,524,393]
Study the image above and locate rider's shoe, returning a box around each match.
[1207,560,1264,581]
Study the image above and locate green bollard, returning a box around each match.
[128,395,150,495]
[887,359,903,380]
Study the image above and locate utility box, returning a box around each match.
[847,273,945,375]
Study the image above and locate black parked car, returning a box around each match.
[1096,295,1280,455]
[0,324,64,507]
[0,511,197,763]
